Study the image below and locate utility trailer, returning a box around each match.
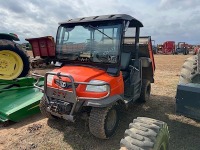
[26,36,56,68]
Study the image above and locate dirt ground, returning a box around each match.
[1,55,200,150]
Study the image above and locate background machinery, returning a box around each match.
[162,41,175,54]
[152,40,158,54]
[175,42,189,55]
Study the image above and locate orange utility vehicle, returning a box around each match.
[34,14,155,139]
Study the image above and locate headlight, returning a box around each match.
[86,80,108,92]
[47,74,54,85]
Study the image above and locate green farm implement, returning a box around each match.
[0,33,53,124]
[0,77,44,123]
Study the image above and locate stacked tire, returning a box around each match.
[120,117,170,150]
[179,55,200,84]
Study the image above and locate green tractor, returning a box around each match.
[0,33,43,124]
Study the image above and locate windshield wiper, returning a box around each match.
[88,25,113,40]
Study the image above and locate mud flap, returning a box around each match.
[176,83,200,120]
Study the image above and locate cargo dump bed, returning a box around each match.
[0,77,43,123]
[26,36,55,58]
[123,36,155,82]
[26,36,56,68]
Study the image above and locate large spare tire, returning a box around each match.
[0,40,30,80]
[179,54,200,84]
[120,117,170,150]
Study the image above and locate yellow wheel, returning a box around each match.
[0,44,30,80]
[0,50,24,80]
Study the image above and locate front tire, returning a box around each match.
[120,117,170,150]
[89,104,119,139]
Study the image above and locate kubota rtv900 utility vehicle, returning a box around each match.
[35,14,155,139]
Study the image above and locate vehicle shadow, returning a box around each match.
[47,94,200,150]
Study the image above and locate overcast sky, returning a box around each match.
[0,0,200,44]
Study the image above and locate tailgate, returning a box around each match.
[26,36,55,57]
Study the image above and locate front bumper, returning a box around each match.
[33,72,113,122]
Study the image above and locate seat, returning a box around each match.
[120,52,131,80]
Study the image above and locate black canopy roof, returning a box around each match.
[59,14,143,27]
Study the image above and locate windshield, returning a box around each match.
[56,22,122,64]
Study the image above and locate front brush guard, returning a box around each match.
[32,72,110,122]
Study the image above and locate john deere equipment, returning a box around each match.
[0,77,44,124]
[0,33,30,80]
[0,33,44,124]
[176,52,200,120]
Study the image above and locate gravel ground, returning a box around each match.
[0,55,200,150]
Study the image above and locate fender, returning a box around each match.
[83,95,124,107]
[0,33,20,41]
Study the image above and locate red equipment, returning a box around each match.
[194,46,200,55]
[162,41,175,54]
[26,36,56,68]
[26,36,55,57]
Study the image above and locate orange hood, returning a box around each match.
[52,65,106,82]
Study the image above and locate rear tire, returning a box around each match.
[138,79,151,103]
[89,104,119,139]
[0,44,30,79]
[120,117,170,150]
[40,96,55,119]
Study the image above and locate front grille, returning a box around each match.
[55,79,79,89]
